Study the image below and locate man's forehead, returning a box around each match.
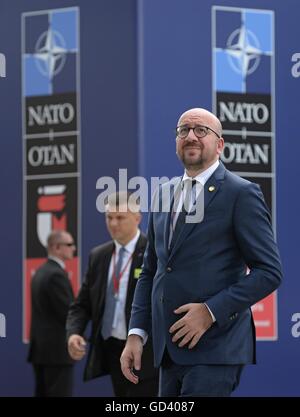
[180,115,204,123]
[179,110,210,124]
[106,204,127,212]
[105,203,135,214]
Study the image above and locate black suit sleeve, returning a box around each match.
[47,272,74,325]
[66,254,94,339]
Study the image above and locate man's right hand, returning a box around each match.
[120,334,143,384]
[68,334,87,360]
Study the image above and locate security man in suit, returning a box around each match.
[67,192,158,397]
[28,230,75,397]
[120,108,282,397]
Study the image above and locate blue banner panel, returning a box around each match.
[22,7,81,342]
[213,6,277,340]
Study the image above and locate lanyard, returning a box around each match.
[111,250,133,296]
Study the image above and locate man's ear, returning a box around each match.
[217,137,224,155]
[136,212,142,225]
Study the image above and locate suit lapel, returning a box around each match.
[125,234,147,326]
[94,243,114,318]
[163,177,182,254]
[203,162,225,210]
[168,162,226,260]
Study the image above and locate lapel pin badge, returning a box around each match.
[208,186,215,192]
[134,268,142,279]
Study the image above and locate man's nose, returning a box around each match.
[110,219,118,227]
[185,128,198,141]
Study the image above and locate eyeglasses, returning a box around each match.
[59,242,75,247]
[175,125,221,139]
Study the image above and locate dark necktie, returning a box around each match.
[169,180,196,252]
[101,246,126,340]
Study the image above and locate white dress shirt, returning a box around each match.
[109,229,140,340]
[129,161,219,343]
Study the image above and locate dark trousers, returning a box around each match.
[159,349,243,397]
[103,337,158,397]
[33,364,73,397]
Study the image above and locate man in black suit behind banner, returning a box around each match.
[66,192,158,397]
[28,230,76,397]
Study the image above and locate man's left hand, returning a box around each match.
[169,303,213,349]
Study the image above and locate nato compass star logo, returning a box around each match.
[34,28,67,80]
[226,25,261,78]
[214,9,272,94]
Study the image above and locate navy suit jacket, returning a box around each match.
[129,162,282,367]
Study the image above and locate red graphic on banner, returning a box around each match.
[252,292,277,340]
[37,195,65,211]
[24,257,79,343]
[36,185,68,247]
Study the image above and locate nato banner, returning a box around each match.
[22,7,81,342]
[212,6,277,340]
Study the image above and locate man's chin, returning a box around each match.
[182,157,203,168]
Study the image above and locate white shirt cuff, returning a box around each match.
[204,303,216,323]
[128,328,148,345]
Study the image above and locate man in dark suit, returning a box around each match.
[66,192,158,397]
[28,230,75,397]
[121,108,283,397]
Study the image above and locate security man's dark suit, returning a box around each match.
[66,233,158,397]
[28,259,74,397]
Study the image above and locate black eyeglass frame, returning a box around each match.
[58,242,75,247]
[175,124,221,139]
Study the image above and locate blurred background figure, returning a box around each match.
[27,230,76,397]
[67,192,158,397]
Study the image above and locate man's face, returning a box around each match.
[176,109,224,172]
[105,204,141,245]
[56,232,76,261]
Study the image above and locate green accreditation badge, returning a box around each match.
[134,268,142,279]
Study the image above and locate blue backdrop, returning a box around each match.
[0,0,299,397]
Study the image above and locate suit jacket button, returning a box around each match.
[160,296,164,303]
[166,267,172,272]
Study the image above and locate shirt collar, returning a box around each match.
[114,229,141,256]
[182,159,220,187]
[48,255,65,270]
